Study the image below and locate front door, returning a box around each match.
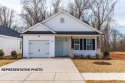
[55,40,63,56]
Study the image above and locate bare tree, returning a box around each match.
[109,28,122,51]
[87,0,117,49]
[89,0,117,30]
[68,0,91,19]
[20,0,48,27]
[0,6,15,28]
[50,0,62,15]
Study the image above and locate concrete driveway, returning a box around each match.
[0,59,85,83]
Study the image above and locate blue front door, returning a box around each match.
[55,40,63,56]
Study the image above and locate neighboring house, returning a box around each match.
[21,11,103,58]
[0,26,22,56]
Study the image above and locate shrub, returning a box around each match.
[11,51,17,58]
[103,51,110,59]
[74,53,78,59]
[74,54,82,59]
[79,54,83,59]
[95,54,99,59]
[86,54,91,59]
[81,54,85,59]
[0,49,4,58]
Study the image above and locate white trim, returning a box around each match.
[22,23,55,33]
[41,11,103,34]
[0,35,21,40]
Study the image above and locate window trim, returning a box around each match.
[74,39,80,50]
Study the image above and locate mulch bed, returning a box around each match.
[93,61,112,65]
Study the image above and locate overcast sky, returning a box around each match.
[0,0,125,34]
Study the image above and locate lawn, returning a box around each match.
[72,52,125,72]
[0,54,22,67]
[72,59,125,72]
[85,80,125,83]
[0,59,16,67]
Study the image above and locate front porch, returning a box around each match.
[55,35,98,57]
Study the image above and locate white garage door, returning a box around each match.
[29,40,49,57]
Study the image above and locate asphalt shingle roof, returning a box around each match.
[0,26,21,38]
[55,31,100,35]
[23,31,100,35]
[24,31,53,34]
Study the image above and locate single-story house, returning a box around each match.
[0,26,22,56]
[21,11,103,58]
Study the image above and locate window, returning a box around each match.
[74,39,80,50]
[60,18,64,23]
[86,39,93,50]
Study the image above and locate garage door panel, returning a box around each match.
[29,40,49,57]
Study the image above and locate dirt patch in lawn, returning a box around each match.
[93,61,111,65]
[86,80,125,83]
[110,52,125,60]
[72,59,125,72]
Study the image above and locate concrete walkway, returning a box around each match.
[81,73,125,80]
[0,59,85,83]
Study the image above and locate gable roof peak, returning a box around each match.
[41,11,103,34]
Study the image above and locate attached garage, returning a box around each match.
[29,40,49,58]
[22,35,55,58]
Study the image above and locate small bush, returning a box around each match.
[81,54,85,59]
[0,49,4,58]
[86,54,91,59]
[74,54,78,59]
[11,51,17,58]
[74,54,82,59]
[103,51,110,59]
[95,54,99,59]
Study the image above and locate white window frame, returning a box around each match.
[86,39,93,50]
[74,39,80,50]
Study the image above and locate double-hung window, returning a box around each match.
[86,39,93,50]
[74,39,80,50]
